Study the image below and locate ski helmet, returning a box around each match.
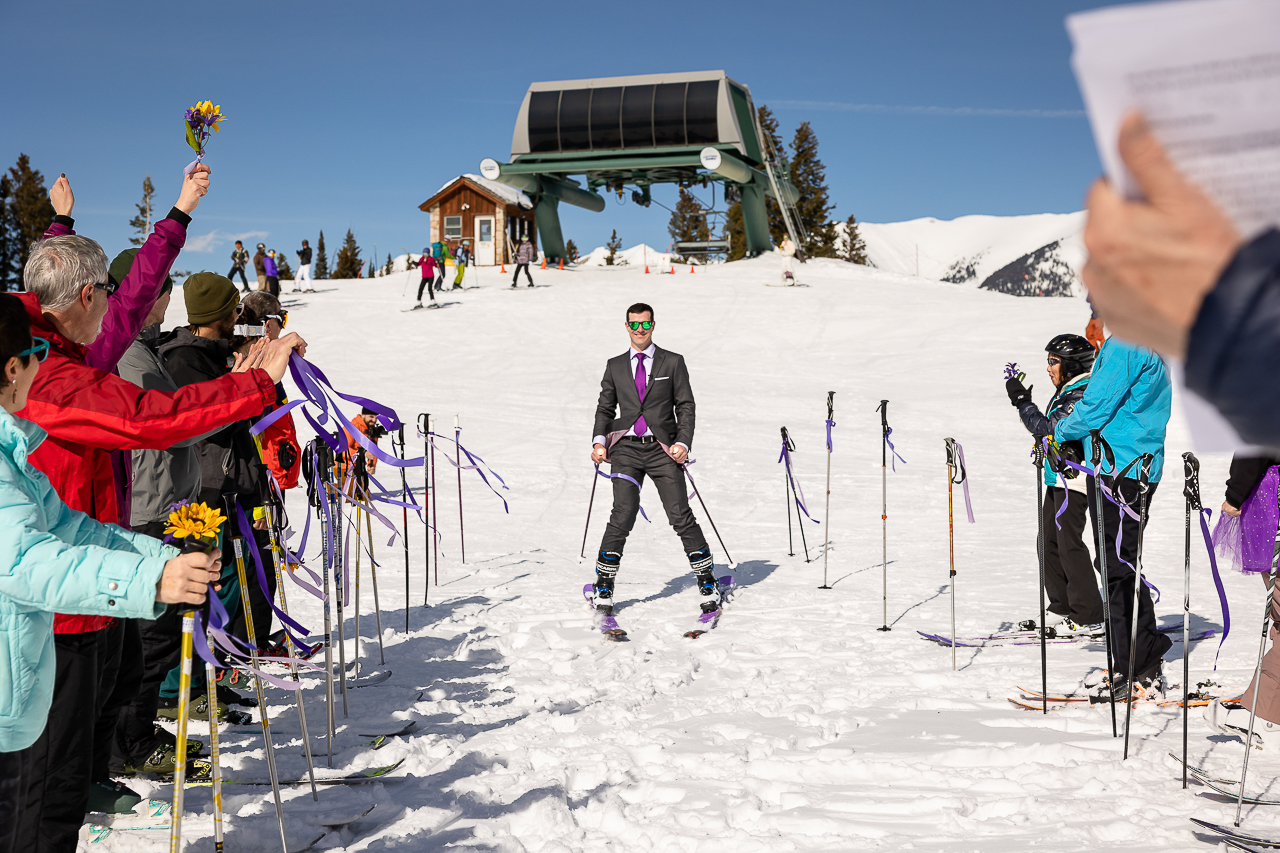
[1045,333,1095,381]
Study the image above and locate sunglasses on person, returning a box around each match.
[16,337,50,363]
[627,320,654,331]
[265,311,288,328]
[93,280,119,297]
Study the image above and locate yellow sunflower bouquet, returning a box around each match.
[183,100,226,174]
[163,500,228,553]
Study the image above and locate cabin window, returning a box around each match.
[444,216,462,239]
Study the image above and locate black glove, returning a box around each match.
[1005,377,1033,407]
[278,442,298,472]
[1060,439,1084,479]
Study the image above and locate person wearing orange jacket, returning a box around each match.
[336,408,384,494]
[15,172,307,849]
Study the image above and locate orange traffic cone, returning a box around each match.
[690,264,695,274]
[500,261,506,273]
[558,258,564,270]
[644,265,649,274]
[541,257,547,270]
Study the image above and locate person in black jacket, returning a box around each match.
[1006,334,1103,631]
[294,240,313,293]
[228,241,250,292]
[159,273,278,656]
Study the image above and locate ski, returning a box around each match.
[685,575,736,639]
[320,803,377,828]
[1169,754,1241,785]
[1008,695,1209,711]
[327,666,393,688]
[357,720,417,739]
[923,622,1204,645]
[1193,776,1280,805]
[1192,819,1280,849]
[923,628,1216,648]
[206,757,406,786]
[582,583,627,642]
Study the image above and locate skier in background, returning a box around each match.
[512,237,536,288]
[228,240,250,292]
[294,240,313,293]
[432,240,450,294]
[779,235,797,285]
[452,239,471,290]
[1005,334,1103,634]
[415,248,439,309]
[252,243,267,291]
[263,250,280,297]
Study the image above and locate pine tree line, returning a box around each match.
[0,154,57,291]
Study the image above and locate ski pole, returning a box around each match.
[1182,452,1201,790]
[580,465,599,562]
[169,612,194,853]
[312,442,336,764]
[353,460,363,673]
[430,416,439,586]
[418,414,431,603]
[945,438,958,670]
[227,504,290,853]
[1035,438,1049,714]
[821,392,834,590]
[204,613,225,851]
[264,501,317,800]
[361,479,386,665]
[330,437,349,716]
[1237,567,1277,826]
[781,427,811,561]
[1123,454,1155,759]
[782,427,795,557]
[398,426,410,630]
[455,414,466,564]
[682,461,736,568]
[877,400,891,632]
[1090,430,1119,738]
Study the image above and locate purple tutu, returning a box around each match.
[1213,466,1279,573]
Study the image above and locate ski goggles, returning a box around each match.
[16,337,50,362]
[265,311,288,329]
[1047,355,1062,366]
[627,320,654,331]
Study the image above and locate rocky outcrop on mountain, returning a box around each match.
[978,239,1077,297]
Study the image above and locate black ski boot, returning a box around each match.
[688,548,719,614]
[592,551,621,615]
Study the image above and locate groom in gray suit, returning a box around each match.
[590,302,715,620]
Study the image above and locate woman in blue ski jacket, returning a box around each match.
[0,294,221,847]
[1054,334,1172,697]
[1005,334,1103,631]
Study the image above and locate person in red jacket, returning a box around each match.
[15,171,308,850]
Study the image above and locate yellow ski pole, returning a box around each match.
[168,612,194,853]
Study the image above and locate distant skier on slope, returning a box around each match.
[1005,334,1104,634]
[415,248,439,308]
[452,239,471,290]
[588,302,717,639]
[779,235,797,285]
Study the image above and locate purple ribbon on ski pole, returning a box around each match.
[1198,507,1230,668]
[778,437,820,523]
[825,418,835,452]
[885,428,907,472]
[420,429,511,513]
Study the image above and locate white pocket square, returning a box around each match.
[654,376,670,381]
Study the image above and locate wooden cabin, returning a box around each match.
[418,174,536,266]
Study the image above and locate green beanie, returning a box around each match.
[183,272,240,325]
[109,248,174,296]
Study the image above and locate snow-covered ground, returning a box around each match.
[124,255,1276,852]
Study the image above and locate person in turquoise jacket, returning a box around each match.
[0,294,220,849]
[1055,335,1172,699]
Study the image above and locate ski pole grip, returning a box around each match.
[454,414,460,430]
[827,391,835,419]
[1089,429,1115,471]
[417,413,428,434]
[879,399,889,431]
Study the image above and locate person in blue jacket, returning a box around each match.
[1054,333,1172,698]
[0,294,221,849]
[1006,334,1103,632]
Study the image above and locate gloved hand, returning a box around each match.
[1006,377,1033,407]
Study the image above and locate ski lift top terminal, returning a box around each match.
[480,70,801,261]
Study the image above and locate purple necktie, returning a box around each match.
[634,353,648,437]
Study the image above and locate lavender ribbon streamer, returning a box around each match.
[1199,507,1230,669]
[825,418,835,452]
[885,428,907,472]
[778,441,820,523]
[594,464,651,523]
[955,441,975,523]
[232,502,312,649]
[421,431,510,513]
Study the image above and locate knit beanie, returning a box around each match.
[109,248,174,296]
[183,272,240,325]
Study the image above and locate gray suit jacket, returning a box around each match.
[593,345,695,448]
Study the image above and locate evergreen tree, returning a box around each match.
[7,155,56,284]
[565,239,579,262]
[275,253,294,280]
[0,175,15,291]
[668,188,710,263]
[790,122,838,258]
[840,214,869,265]
[604,229,622,266]
[333,229,362,279]
[127,175,155,246]
[313,230,329,279]
[382,253,394,276]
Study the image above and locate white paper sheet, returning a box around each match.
[1068,0,1280,452]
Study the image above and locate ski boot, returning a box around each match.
[585,552,626,641]
[686,549,722,638]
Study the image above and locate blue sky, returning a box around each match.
[1,0,1108,268]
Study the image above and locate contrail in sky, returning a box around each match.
[772,100,1085,118]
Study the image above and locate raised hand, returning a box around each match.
[49,173,74,217]
[175,163,211,214]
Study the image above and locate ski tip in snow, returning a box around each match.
[320,803,377,828]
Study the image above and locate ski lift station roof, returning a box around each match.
[509,70,768,166]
